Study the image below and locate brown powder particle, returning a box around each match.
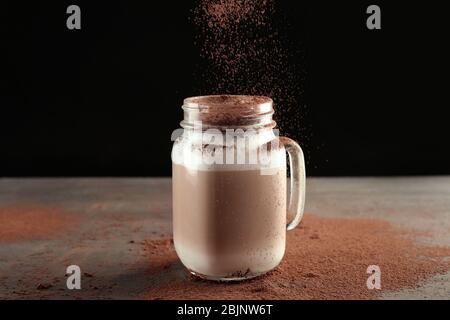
[142,214,450,300]
[36,283,53,290]
[0,204,79,243]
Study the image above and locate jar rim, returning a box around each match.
[183,95,273,112]
[181,95,275,129]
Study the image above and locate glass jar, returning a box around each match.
[172,95,305,281]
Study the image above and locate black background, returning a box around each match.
[1,1,449,177]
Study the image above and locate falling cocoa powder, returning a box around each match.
[142,214,450,300]
[0,204,79,243]
[192,0,308,142]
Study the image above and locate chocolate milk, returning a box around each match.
[172,163,287,279]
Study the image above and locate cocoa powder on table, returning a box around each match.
[0,204,79,243]
[142,214,450,300]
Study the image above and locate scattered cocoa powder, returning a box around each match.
[0,204,79,243]
[36,283,53,290]
[142,214,450,300]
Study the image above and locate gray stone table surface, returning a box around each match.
[0,177,449,299]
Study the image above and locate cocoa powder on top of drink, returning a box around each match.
[183,95,274,127]
[142,214,450,300]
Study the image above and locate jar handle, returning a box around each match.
[280,137,306,231]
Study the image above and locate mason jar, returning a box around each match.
[172,95,305,281]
